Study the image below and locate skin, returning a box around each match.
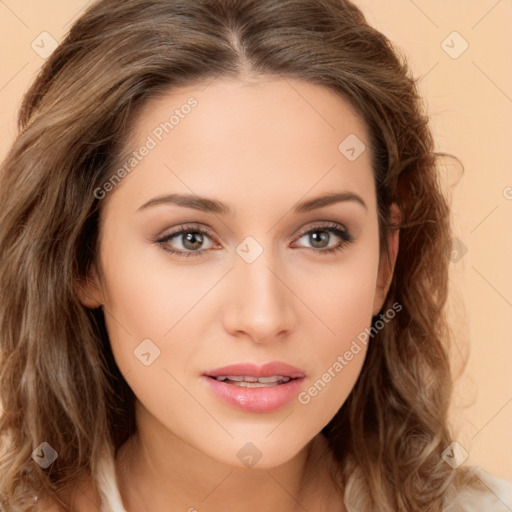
[78,76,400,512]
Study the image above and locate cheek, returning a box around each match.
[300,235,380,346]
[96,231,201,379]
[99,248,203,423]
[98,222,215,338]
[294,284,373,429]
[294,243,379,417]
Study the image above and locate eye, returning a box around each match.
[154,222,354,258]
[292,222,354,255]
[155,224,218,257]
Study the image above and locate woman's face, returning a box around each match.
[82,77,397,468]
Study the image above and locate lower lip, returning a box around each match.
[202,376,305,413]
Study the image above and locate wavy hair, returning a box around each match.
[0,0,482,510]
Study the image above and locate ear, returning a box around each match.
[372,203,401,316]
[75,263,104,309]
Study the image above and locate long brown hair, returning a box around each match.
[0,0,481,510]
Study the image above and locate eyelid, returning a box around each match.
[155,223,219,246]
[294,221,349,239]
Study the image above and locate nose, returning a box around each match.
[222,250,296,344]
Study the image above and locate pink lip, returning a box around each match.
[203,361,306,379]
[202,362,306,413]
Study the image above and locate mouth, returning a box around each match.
[202,361,306,412]
[207,375,298,387]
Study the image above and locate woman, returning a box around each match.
[0,0,510,510]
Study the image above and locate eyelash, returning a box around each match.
[155,222,354,258]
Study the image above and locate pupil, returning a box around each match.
[311,231,329,248]
[184,232,203,250]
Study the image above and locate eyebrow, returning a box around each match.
[137,191,367,215]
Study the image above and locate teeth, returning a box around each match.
[225,375,258,382]
[230,381,277,388]
[213,375,292,386]
[257,376,286,383]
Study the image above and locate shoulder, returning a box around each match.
[35,473,101,512]
[446,467,512,512]
[343,465,512,512]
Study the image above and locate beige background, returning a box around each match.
[1,0,511,482]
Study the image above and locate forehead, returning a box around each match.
[130,76,368,153]
[105,76,375,215]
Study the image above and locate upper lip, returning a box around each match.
[204,361,306,379]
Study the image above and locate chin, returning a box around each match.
[203,433,312,471]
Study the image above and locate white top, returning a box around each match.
[95,450,512,512]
